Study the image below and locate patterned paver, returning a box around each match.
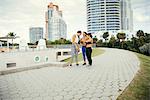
[0,48,140,100]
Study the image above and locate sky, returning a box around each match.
[0,0,150,43]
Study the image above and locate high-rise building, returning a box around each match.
[45,2,67,41]
[29,27,43,43]
[121,0,133,31]
[86,0,133,33]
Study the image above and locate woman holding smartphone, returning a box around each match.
[80,32,87,65]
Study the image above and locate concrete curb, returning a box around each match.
[0,62,68,75]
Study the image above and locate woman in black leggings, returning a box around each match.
[85,33,93,66]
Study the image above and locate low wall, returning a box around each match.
[0,48,73,70]
[0,49,57,70]
[56,49,71,61]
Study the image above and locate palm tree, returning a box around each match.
[145,33,150,43]
[7,32,16,48]
[136,30,146,47]
[109,35,116,47]
[136,30,144,38]
[59,38,66,44]
[92,36,98,47]
[117,32,126,41]
[117,32,126,48]
[93,36,98,43]
[103,32,109,42]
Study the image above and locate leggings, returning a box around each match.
[86,47,92,65]
[82,46,86,62]
[71,44,78,64]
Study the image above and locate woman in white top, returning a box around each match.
[70,31,81,66]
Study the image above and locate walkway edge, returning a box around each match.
[0,62,68,75]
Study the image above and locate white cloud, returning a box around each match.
[136,15,150,22]
[132,0,150,32]
[134,11,150,22]
[0,0,46,42]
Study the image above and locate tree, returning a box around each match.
[138,36,145,47]
[7,32,16,48]
[96,39,103,47]
[145,33,150,43]
[35,41,39,45]
[139,43,150,55]
[109,35,116,47]
[59,38,66,44]
[93,36,98,43]
[131,35,140,51]
[65,40,71,44]
[136,30,145,38]
[92,36,98,47]
[117,32,126,41]
[136,30,146,48]
[28,43,34,45]
[54,40,61,44]
[117,32,126,48]
[103,32,109,42]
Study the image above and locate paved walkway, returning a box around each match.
[0,48,140,100]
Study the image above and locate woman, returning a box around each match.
[70,31,81,66]
[80,32,87,65]
[85,33,93,66]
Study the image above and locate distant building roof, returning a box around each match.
[0,36,19,39]
[0,37,15,39]
[0,40,7,42]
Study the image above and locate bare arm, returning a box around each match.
[86,37,93,47]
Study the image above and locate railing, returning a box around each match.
[0,45,72,53]
[47,45,72,49]
[0,44,96,53]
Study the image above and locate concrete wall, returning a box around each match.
[56,48,82,62]
[56,49,71,61]
[0,48,73,70]
[0,49,57,70]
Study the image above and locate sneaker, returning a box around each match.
[83,63,86,65]
[76,64,79,66]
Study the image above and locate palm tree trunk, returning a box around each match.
[121,40,124,48]
[121,42,123,48]
[12,39,13,49]
[112,43,114,47]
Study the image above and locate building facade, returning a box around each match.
[29,27,43,43]
[45,2,67,41]
[120,0,133,31]
[86,0,133,33]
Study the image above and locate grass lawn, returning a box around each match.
[61,48,105,62]
[117,53,150,100]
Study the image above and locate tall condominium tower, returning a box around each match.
[29,27,43,43]
[86,0,133,33]
[121,0,133,31]
[45,2,67,41]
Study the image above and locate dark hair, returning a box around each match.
[83,32,87,35]
[87,33,93,38]
[77,31,82,33]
